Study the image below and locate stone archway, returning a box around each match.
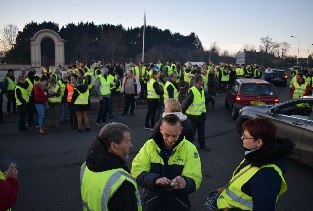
[30,29,65,68]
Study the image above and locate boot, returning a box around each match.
[39,128,46,134]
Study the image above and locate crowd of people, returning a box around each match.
[2,59,312,210]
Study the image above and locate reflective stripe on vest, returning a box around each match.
[164,81,178,102]
[66,83,74,103]
[15,86,29,106]
[74,88,89,105]
[186,86,206,115]
[7,77,16,90]
[293,83,307,99]
[147,78,160,99]
[48,85,61,103]
[99,76,111,96]
[80,162,142,211]
[217,163,287,210]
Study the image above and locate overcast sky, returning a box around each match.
[1,0,313,57]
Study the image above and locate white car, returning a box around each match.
[289,66,302,71]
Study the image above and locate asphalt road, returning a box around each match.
[1,82,313,211]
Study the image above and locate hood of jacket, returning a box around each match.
[86,136,130,173]
[76,84,88,93]
[17,82,28,89]
[245,137,295,173]
[162,112,187,121]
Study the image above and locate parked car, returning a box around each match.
[236,96,313,168]
[225,79,279,119]
[269,69,288,87]
[289,66,302,71]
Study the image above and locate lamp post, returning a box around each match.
[209,41,216,62]
[291,36,300,66]
[307,44,313,68]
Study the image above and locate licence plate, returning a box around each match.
[250,101,265,105]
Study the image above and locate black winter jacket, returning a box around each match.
[85,137,138,211]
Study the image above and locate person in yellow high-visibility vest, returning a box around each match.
[47,77,61,129]
[144,70,164,130]
[72,77,90,132]
[131,114,201,211]
[216,117,294,211]
[15,76,29,131]
[95,68,112,126]
[134,62,148,101]
[80,122,142,211]
[290,73,310,99]
[3,69,17,114]
[182,75,209,151]
[164,73,179,103]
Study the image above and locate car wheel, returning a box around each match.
[225,99,229,108]
[231,106,238,120]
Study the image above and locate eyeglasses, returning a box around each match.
[241,134,255,140]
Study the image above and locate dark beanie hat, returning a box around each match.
[8,69,14,73]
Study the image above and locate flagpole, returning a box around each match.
[142,11,146,63]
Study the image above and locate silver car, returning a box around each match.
[236,96,313,168]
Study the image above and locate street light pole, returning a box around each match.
[291,36,300,66]
[307,44,313,68]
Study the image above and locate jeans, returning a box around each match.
[67,104,77,127]
[96,97,109,123]
[60,103,68,121]
[35,104,46,128]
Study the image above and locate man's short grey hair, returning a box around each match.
[98,122,130,147]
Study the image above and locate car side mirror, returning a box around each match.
[267,108,277,116]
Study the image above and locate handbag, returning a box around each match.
[204,166,252,210]
[204,189,223,211]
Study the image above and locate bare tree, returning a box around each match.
[99,29,127,64]
[0,24,18,51]
[78,32,93,64]
[259,35,273,53]
[280,42,291,57]
[221,50,230,57]
[272,41,281,57]
[241,44,256,52]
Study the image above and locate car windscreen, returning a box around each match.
[273,70,285,75]
[239,83,276,96]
